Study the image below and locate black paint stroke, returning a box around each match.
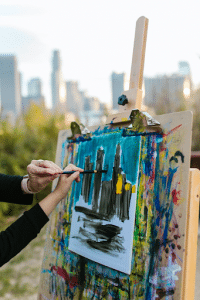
[110,144,122,216]
[121,180,132,221]
[74,220,125,254]
[99,181,112,216]
[156,288,175,299]
[92,149,105,211]
[75,206,110,221]
[169,150,185,164]
[81,156,93,202]
[174,150,184,163]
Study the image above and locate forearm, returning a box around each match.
[38,190,63,217]
[0,204,48,267]
[0,174,33,205]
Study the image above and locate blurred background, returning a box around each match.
[0,0,200,299]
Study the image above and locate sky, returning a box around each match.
[0,0,200,108]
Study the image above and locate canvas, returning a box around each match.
[38,110,193,300]
[68,132,141,274]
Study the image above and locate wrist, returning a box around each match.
[51,189,63,202]
[27,179,36,193]
[39,190,63,217]
[21,176,37,194]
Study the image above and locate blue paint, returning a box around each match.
[167,167,178,198]
[120,135,141,184]
[154,142,161,215]
[72,131,141,206]
[61,141,66,169]
[41,269,51,274]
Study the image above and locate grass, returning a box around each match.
[0,215,47,299]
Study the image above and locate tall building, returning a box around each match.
[66,81,82,115]
[178,61,191,76]
[111,72,125,110]
[22,77,45,112]
[80,91,105,127]
[51,50,66,111]
[28,78,42,98]
[144,62,192,112]
[0,54,21,116]
[83,96,100,112]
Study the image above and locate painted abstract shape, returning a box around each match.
[92,148,104,211]
[81,156,93,203]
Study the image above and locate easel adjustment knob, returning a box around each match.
[118,94,128,106]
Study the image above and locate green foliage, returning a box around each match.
[0,103,68,218]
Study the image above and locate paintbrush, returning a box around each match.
[61,170,107,175]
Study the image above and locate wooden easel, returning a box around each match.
[107,16,200,300]
[38,16,200,300]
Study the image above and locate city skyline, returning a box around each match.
[1,1,200,109]
[0,50,193,119]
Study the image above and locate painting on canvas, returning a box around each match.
[68,132,141,274]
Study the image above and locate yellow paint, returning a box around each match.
[125,183,131,191]
[65,227,70,235]
[121,117,128,121]
[119,289,128,297]
[146,204,153,240]
[62,212,68,219]
[116,174,123,194]
[132,185,136,193]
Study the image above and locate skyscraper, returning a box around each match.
[0,54,21,116]
[51,50,66,111]
[28,78,42,98]
[66,81,82,115]
[144,62,192,112]
[22,77,45,112]
[111,72,125,110]
[178,61,190,76]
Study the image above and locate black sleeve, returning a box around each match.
[0,174,33,205]
[0,203,49,267]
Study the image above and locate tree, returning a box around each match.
[0,103,68,217]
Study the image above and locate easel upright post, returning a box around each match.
[121,16,148,111]
[107,16,149,125]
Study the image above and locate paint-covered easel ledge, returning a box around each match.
[67,110,163,144]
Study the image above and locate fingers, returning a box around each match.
[27,163,55,176]
[66,171,81,184]
[61,164,83,183]
[63,164,83,173]
[34,160,62,173]
[60,164,82,183]
[28,160,62,176]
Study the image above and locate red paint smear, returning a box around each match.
[172,252,176,262]
[52,266,78,288]
[163,124,182,137]
[149,167,155,184]
[149,139,156,184]
[172,189,180,205]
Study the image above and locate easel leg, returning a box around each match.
[182,168,200,300]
